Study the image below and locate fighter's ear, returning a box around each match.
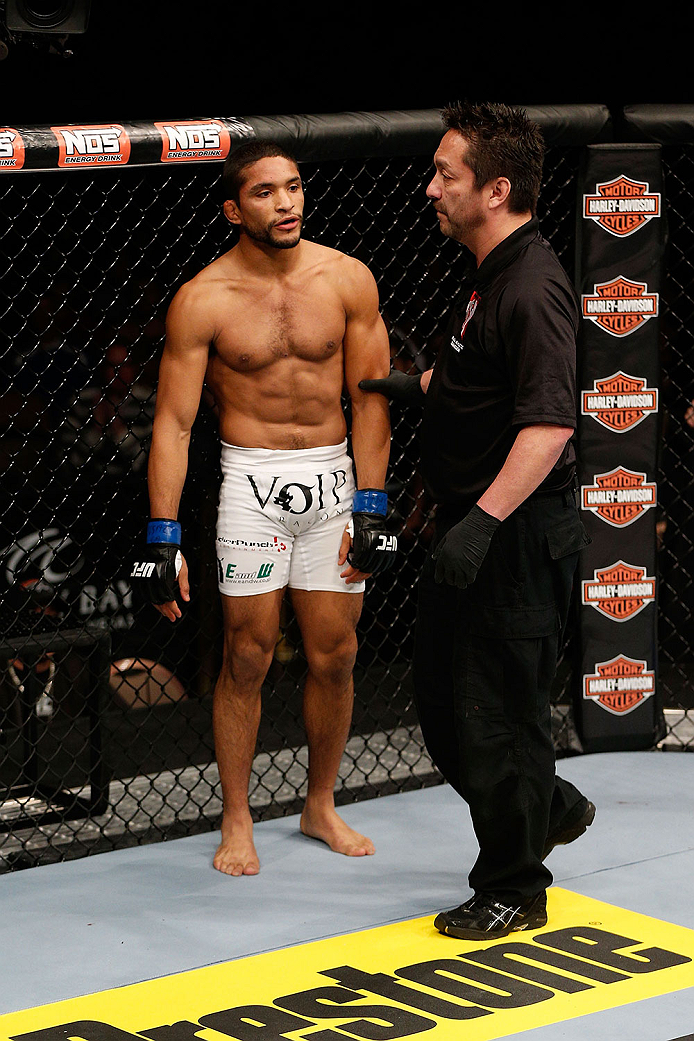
[223,199,242,226]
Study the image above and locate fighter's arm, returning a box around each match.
[146,283,213,619]
[341,258,391,488]
[149,284,212,514]
[340,258,394,581]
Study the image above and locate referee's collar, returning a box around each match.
[472,216,539,288]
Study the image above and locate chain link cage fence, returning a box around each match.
[655,140,694,747]
[1,107,692,872]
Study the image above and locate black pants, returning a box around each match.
[413,490,589,904]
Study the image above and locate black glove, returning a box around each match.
[131,519,182,605]
[358,369,425,405]
[433,504,500,589]
[347,489,398,575]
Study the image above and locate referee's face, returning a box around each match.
[427,130,486,246]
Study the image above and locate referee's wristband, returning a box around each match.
[353,489,388,517]
[147,518,182,545]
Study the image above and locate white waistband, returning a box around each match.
[220,439,349,469]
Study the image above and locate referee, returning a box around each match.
[361,101,595,940]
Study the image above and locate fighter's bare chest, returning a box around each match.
[211,284,346,372]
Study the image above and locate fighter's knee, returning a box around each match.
[305,635,358,684]
[222,631,275,686]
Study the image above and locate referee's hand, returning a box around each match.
[359,369,425,404]
[433,505,501,589]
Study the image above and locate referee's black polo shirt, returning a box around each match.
[421,216,579,507]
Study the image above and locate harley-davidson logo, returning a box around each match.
[582,560,656,622]
[581,467,657,528]
[583,654,655,715]
[581,372,658,433]
[582,276,659,337]
[583,175,661,238]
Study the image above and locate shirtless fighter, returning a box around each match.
[131,141,396,875]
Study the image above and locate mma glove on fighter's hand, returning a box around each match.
[433,504,501,589]
[347,489,398,576]
[130,519,183,605]
[358,369,425,405]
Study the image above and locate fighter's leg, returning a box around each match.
[289,587,374,856]
[213,587,285,875]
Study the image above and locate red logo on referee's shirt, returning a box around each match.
[461,291,480,338]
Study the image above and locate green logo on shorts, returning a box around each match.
[257,563,274,579]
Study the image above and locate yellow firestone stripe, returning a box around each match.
[2,888,694,1040]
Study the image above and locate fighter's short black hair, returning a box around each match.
[220,140,299,202]
[441,101,545,215]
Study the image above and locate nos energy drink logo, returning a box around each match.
[155,120,235,162]
[0,128,25,170]
[51,125,131,167]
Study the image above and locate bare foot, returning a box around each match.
[300,805,375,857]
[213,816,260,876]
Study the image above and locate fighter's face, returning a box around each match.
[426,130,486,245]
[225,156,304,248]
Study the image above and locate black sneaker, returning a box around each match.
[543,799,596,859]
[434,890,548,940]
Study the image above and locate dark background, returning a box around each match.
[0,2,687,126]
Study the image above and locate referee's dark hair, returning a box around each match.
[442,101,545,216]
[221,141,299,203]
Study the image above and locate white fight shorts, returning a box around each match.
[216,440,365,596]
